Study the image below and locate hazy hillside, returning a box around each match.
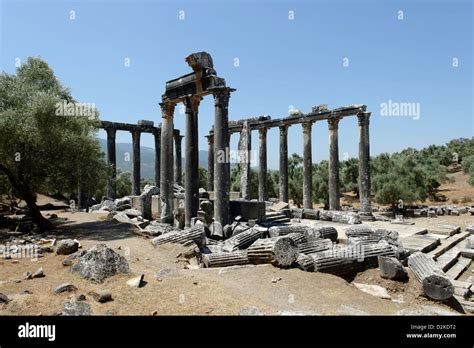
[99,139,208,179]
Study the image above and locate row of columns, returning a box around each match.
[160,87,234,227]
[104,126,182,200]
[227,112,372,213]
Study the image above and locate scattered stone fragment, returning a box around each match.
[239,307,264,316]
[54,283,77,294]
[88,290,113,303]
[62,299,91,316]
[0,293,10,303]
[32,267,45,278]
[76,294,86,301]
[271,277,282,283]
[378,256,408,280]
[353,283,392,300]
[23,272,32,280]
[126,274,145,288]
[56,239,79,255]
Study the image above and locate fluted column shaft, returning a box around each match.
[131,130,141,195]
[358,112,372,214]
[239,121,252,200]
[184,96,201,227]
[153,129,161,187]
[279,125,289,203]
[302,122,313,209]
[258,128,268,202]
[159,101,175,223]
[106,127,117,199]
[212,87,234,227]
[328,117,341,210]
[206,134,214,191]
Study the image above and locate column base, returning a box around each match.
[358,211,375,221]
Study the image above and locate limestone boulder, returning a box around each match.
[71,244,130,283]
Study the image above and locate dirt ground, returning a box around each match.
[0,197,470,316]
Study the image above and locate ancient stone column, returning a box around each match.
[328,116,341,211]
[173,132,183,185]
[131,130,141,196]
[358,112,372,215]
[184,95,202,227]
[105,127,117,199]
[238,121,252,200]
[279,125,289,203]
[153,128,161,187]
[206,134,214,191]
[258,128,268,202]
[159,101,176,223]
[211,87,234,227]
[302,122,313,209]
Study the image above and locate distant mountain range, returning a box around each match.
[99,139,209,180]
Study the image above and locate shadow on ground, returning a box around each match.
[51,219,134,242]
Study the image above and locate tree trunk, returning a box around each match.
[22,188,53,231]
[0,164,53,232]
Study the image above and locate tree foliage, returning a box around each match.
[0,57,107,229]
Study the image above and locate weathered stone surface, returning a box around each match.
[238,121,252,200]
[305,225,338,242]
[62,250,87,266]
[0,293,10,303]
[91,199,116,212]
[155,268,178,281]
[378,256,408,280]
[466,236,474,249]
[401,235,440,253]
[142,221,178,237]
[89,290,113,303]
[62,299,91,316]
[269,201,289,212]
[151,225,206,248]
[71,244,130,283]
[115,196,131,208]
[56,239,79,255]
[247,236,298,268]
[353,283,391,300]
[140,185,160,220]
[54,283,77,294]
[310,241,396,276]
[293,253,315,272]
[298,239,333,255]
[222,227,262,252]
[319,210,361,224]
[229,200,266,221]
[285,232,307,245]
[408,251,454,300]
[32,267,45,278]
[23,271,32,280]
[239,307,264,316]
[113,212,134,225]
[203,250,249,268]
[126,274,145,288]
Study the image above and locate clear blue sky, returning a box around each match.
[1,0,472,169]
